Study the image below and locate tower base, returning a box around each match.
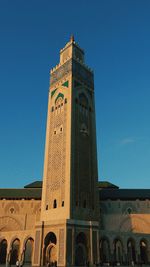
[32,219,99,267]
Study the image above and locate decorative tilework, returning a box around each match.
[62,81,69,87]
[51,88,57,98]
[55,93,64,104]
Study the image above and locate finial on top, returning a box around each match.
[70,34,75,42]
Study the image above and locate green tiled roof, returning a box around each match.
[98,181,119,189]
[0,188,42,200]
[1,180,150,201]
[99,189,150,201]
[24,181,42,188]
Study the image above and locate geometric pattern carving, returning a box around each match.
[33,203,41,214]
[0,216,22,232]
[74,93,93,209]
[72,60,94,88]
[33,231,41,265]
[58,229,64,265]
[50,60,72,86]
[45,98,67,207]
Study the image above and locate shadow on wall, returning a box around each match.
[99,202,150,266]
[0,237,34,266]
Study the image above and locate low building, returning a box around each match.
[99,181,150,265]
[0,181,150,265]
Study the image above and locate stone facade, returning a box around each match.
[0,183,150,266]
[0,192,41,265]
[0,38,150,267]
[99,184,150,265]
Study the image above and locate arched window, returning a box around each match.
[80,123,88,136]
[53,199,57,209]
[100,238,110,264]
[10,207,15,214]
[140,240,148,264]
[114,239,123,264]
[127,239,136,265]
[79,93,88,108]
[127,207,132,214]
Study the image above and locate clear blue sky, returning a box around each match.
[0,0,150,188]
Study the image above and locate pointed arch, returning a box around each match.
[0,239,7,264]
[127,238,136,265]
[78,93,89,108]
[43,232,57,266]
[55,93,64,104]
[140,239,148,264]
[10,239,20,265]
[113,238,123,264]
[24,238,34,265]
[75,232,88,266]
[100,237,110,265]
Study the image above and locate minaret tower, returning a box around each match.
[33,37,99,267]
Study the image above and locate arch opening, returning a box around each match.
[10,239,20,265]
[100,238,110,265]
[44,232,57,266]
[127,239,136,265]
[140,240,148,264]
[0,239,7,264]
[24,238,34,265]
[114,239,123,265]
[75,232,87,266]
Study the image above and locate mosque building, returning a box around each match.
[0,37,150,267]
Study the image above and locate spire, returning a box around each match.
[70,34,75,42]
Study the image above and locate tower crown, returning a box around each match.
[50,37,93,75]
[60,36,84,64]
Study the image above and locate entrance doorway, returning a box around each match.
[44,232,57,266]
[75,232,87,266]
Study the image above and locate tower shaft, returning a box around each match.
[34,38,100,267]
